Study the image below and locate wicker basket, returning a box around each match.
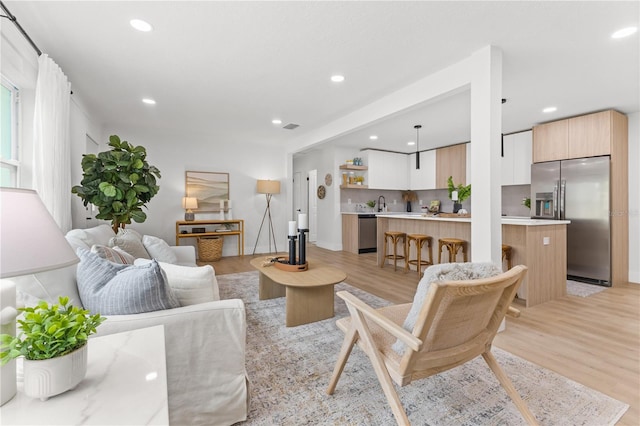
[197,236,223,261]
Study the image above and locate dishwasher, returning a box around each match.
[358,214,377,254]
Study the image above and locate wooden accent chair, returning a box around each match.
[326,265,536,425]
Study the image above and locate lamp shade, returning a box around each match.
[182,197,198,210]
[256,180,281,195]
[0,188,78,278]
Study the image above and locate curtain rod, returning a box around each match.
[0,1,42,56]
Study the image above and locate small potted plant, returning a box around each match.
[0,297,105,401]
[447,176,471,213]
[365,200,376,212]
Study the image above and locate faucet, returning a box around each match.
[377,195,386,212]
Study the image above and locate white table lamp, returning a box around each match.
[182,197,198,221]
[0,188,79,405]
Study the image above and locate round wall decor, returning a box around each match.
[317,185,326,199]
[324,173,333,186]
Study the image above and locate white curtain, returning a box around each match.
[32,54,72,232]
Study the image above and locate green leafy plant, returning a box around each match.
[447,176,471,203]
[72,135,161,233]
[522,197,531,209]
[366,200,376,208]
[0,297,105,364]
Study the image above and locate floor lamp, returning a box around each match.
[253,179,281,255]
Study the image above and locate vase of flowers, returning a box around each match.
[401,190,417,212]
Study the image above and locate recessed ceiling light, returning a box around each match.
[272,119,282,125]
[542,106,557,113]
[611,26,638,39]
[130,19,153,32]
[369,135,378,140]
[407,141,415,146]
[330,75,345,83]
[142,98,156,105]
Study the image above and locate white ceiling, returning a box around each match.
[2,1,638,155]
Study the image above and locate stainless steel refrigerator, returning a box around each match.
[531,156,611,286]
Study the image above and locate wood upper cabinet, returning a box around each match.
[435,143,466,188]
[532,119,568,163]
[568,110,612,158]
[533,110,624,163]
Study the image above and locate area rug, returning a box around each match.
[219,271,628,425]
[567,280,608,297]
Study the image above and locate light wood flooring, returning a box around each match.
[206,245,640,425]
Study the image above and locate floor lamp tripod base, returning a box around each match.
[252,193,278,255]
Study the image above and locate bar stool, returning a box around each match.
[437,238,468,263]
[380,231,407,271]
[502,244,513,271]
[405,234,433,277]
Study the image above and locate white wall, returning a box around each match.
[628,112,639,284]
[100,125,287,257]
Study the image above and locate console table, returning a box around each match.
[0,325,168,425]
[176,219,245,256]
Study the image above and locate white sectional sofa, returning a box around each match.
[14,225,248,426]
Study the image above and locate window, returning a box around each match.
[1,76,20,187]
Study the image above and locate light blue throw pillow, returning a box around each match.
[76,248,180,315]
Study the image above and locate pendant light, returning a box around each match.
[414,124,422,169]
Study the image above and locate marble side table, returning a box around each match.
[0,325,168,425]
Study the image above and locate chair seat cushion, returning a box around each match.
[76,248,180,315]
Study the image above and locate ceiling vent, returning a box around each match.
[283,123,300,130]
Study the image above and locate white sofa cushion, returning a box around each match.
[109,232,150,259]
[66,224,115,247]
[135,259,219,306]
[10,265,83,308]
[143,235,179,264]
[76,248,180,315]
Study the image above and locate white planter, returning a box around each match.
[22,344,88,401]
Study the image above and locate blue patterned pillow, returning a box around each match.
[76,248,180,315]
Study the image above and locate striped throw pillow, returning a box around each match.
[76,248,180,315]
[91,244,135,264]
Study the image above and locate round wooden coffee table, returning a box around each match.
[250,257,347,327]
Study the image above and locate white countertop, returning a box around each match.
[371,213,570,226]
[1,325,168,425]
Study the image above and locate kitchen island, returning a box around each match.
[376,213,570,307]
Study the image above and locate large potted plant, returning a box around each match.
[72,135,161,233]
[447,176,471,213]
[0,297,105,401]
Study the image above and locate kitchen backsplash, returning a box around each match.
[339,184,532,217]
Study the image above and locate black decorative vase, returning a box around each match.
[406,201,412,212]
[453,202,462,213]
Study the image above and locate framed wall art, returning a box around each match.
[185,171,229,212]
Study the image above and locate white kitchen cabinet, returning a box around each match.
[501,130,531,186]
[408,150,436,190]
[363,149,408,190]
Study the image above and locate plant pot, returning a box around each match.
[22,344,88,401]
[406,201,412,212]
[453,202,462,213]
